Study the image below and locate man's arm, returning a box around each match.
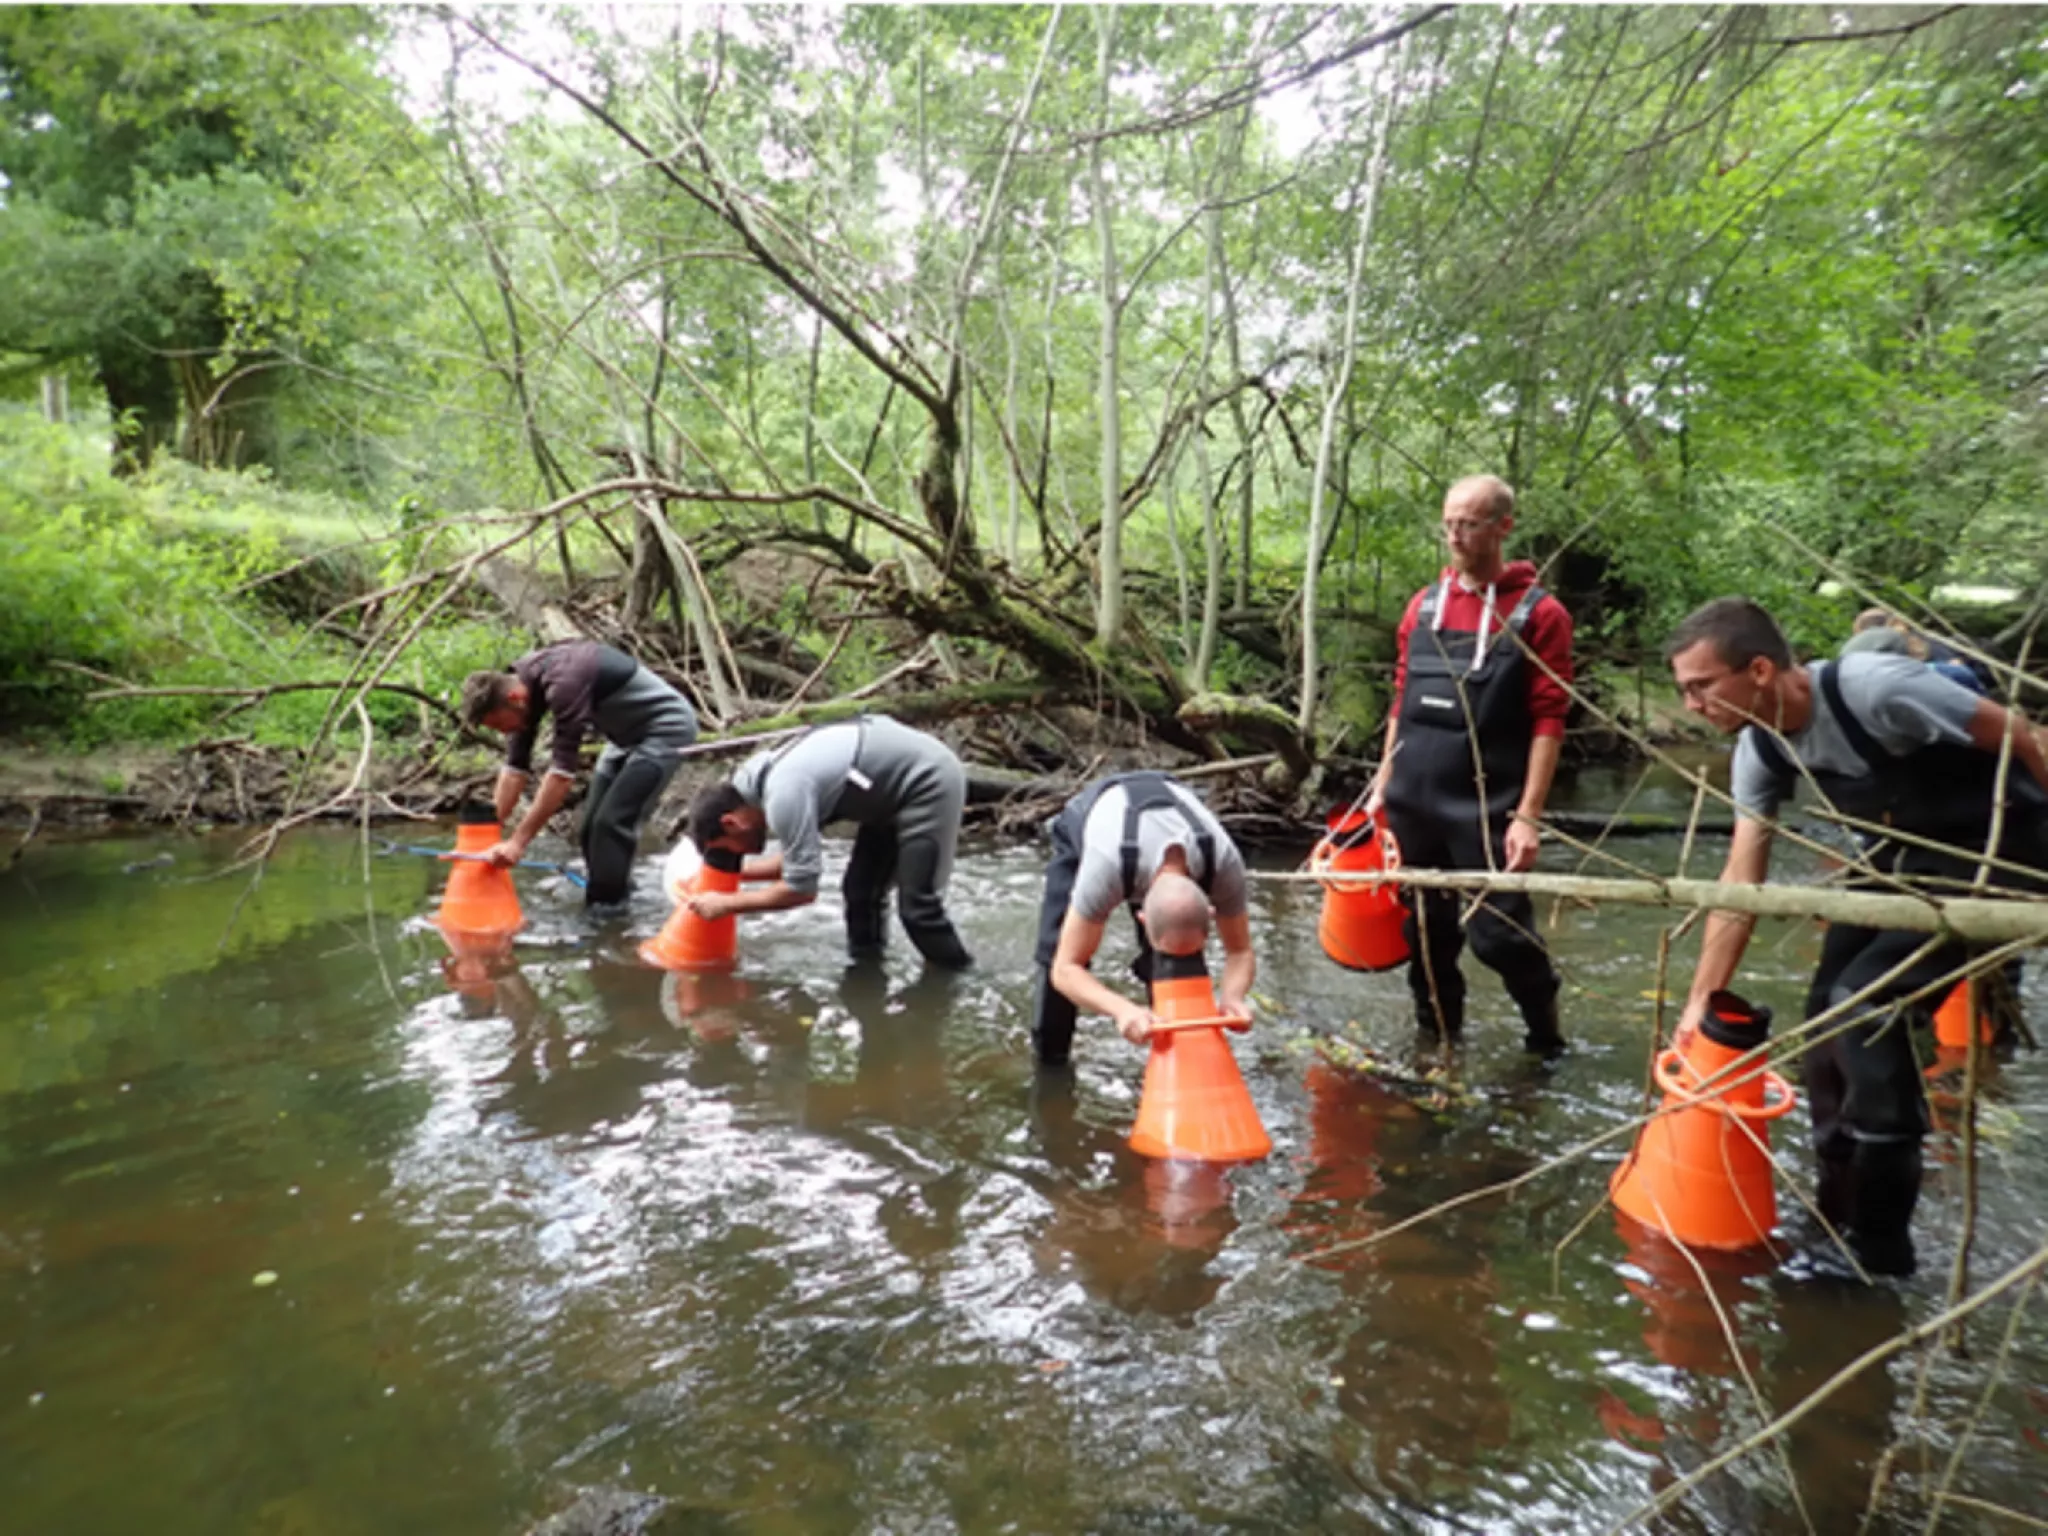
[1966,698,2048,795]
[1215,910,1256,1023]
[1505,732,1562,872]
[489,770,575,867]
[1050,909,1158,1045]
[690,879,816,919]
[1675,816,1775,1044]
[492,767,527,824]
[1365,714,1401,816]
[742,851,785,882]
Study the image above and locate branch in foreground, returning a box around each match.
[1253,866,2048,944]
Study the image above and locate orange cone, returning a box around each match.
[1610,991,1795,1251]
[436,807,523,941]
[1933,979,1991,1049]
[1311,809,1409,971]
[1127,957,1272,1163]
[640,845,741,971]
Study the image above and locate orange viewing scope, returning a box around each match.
[436,805,523,941]
[1611,991,1794,1251]
[641,845,742,972]
[1127,954,1271,1164]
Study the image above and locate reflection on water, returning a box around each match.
[0,796,2044,1534]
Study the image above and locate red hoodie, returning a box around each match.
[1390,559,1574,736]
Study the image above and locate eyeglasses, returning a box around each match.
[1676,668,1738,704]
[1441,518,1498,540]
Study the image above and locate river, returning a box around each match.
[2,769,2044,1533]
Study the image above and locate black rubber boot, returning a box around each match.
[1031,971,1079,1067]
[1786,1144,1920,1282]
[1516,987,1567,1058]
[904,919,974,972]
[1846,1140,1921,1278]
[1414,992,1464,1047]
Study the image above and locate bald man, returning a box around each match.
[1033,770,1255,1059]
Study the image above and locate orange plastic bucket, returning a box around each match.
[1932,980,1991,1049]
[640,847,741,972]
[1311,809,1409,972]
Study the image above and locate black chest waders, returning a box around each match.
[1382,586,1562,1050]
[1745,666,2048,1277]
[762,718,973,971]
[574,656,698,907]
[1028,773,1218,1067]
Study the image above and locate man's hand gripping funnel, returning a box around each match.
[641,845,741,972]
[1610,991,1795,1251]
[1127,953,1272,1163]
[1310,810,1409,972]
[436,804,524,942]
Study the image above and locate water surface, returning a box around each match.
[3,777,2044,1533]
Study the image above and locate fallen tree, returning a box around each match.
[1265,865,2048,944]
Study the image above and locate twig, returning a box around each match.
[785,619,853,709]
[82,678,461,722]
[1606,1239,2048,1532]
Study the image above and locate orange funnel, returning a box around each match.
[640,846,741,971]
[1311,810,1409,972]
[436,810,523,941]
[1933,980,1991,1049]
[1127,961,1272,1163]
[1611,991,1794,1250]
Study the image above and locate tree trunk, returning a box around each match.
[1299,60,1400,737]
[1090,8,1125,647]
[98,346,179,475]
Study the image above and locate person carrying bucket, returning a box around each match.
[1364,474,1575,1056]
[682,715,974,970]
[460,641,699,908]
[1666,597,2048,1278]
[1028,770,1254,1066]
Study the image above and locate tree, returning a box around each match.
[0,5,394,470]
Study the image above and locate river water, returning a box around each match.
[3,770,2044,1534]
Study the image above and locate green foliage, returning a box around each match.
[7,5,2046,743]
[0,409,489,746]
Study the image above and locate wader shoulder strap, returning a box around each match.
[1745,725,1797,789]
[1506,584,1543,631]
[1117,775,1217,903]
[1414,581,1543,635]
[756,714,874,798]
[1816,662,1895,776]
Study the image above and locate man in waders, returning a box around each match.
[461,641,699,908]
[1028,771,1255,1064]
[683,715,974,970]
[1667,596,2048,1278]
[1365,474,1574,1054]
